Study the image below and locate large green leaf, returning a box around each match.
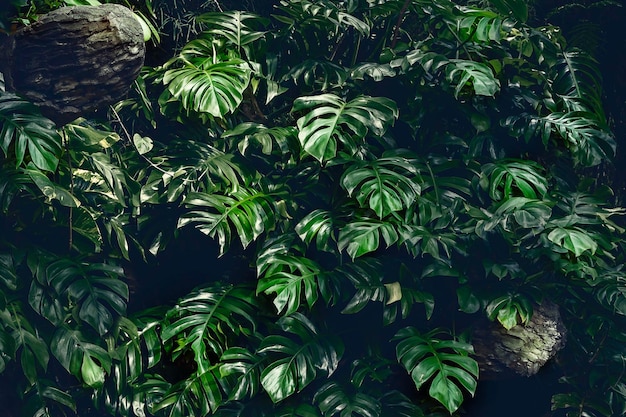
[259,313,343,403]
[293,94,398,162]
[162,284,258,362]
[314,381,381,417]
[480,160,548,201]
[394,328,478,414]
[34,258,128,335]
[285,60,348,91]
[219,347,266,401]
[0,305,49,384]
[341,153,422,218]
[178,189,278,255]
[487,0,528,22]
[445,60,500,98]
[197,11,269,48]
[257,250,323,316]
[550,50,604,115]
[455,8,514,43]
[540,111,615,166]
[51,327,111,388]
[295,209,336,252]
[547,227,598,257]
[163,42,252,118]
[152,367,228,417]
[338,218,399,259]
[0,93,62,172]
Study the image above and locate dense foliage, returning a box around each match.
[0,0,625,416]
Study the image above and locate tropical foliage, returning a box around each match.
[0,0,625,416]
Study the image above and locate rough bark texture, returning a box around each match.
[1,4,145,125]
[472,301,567,379]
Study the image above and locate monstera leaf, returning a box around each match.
[259,313,344,403]
[197,11,268,49]
[480,160,548,201]
[152,368,230,417]
[445,60,500,98]
[178,189,278,255]
[162,284,258,361]
[51,327,111,388]
[550,49,604,114]
[338,218,399,259]
[394,328,478,413]
[32,258,128,335]
[285,60,348,90]
[314,381,381,417]
[341,152,422,218]
[292,94,398,162]
[257,250,323,315]
[295,209,336,252]
[0,93,62,172]
[163,41,252,117]
[541,111,615,166]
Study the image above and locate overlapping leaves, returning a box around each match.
[0,93,62,171]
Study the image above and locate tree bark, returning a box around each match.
[1,4,145,125]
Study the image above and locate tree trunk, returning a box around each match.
[1,4,145,125]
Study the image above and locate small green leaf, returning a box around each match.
[133,133,154,155]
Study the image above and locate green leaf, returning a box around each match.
[51,327,111,384]
[295,209,336,252]
[43,259,128,335]
[220,347,265,401]
[81,353,105,388]
[133,133,154,155]
[341,153,422,218]
[480,160,548,201]
[547,227,598,257]
[197,11,269,48]
[445,60,500,98]
[394,328,478,413]
[540,111,615,166]
[257,252,322,315]
[286,60,348,90]
[259,313,343,403]
[293,94,398,162]
[163,48,251,117]
[162,284,258,363]
[485,293,534,329]
[338,219,399,259]
[25,167,81,207]
[314,381,381,417]
[153,367,227,416]
[0,93,62,171]
[487,0,528,22]
[178,189,277,255]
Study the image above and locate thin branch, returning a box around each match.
[390,0,411,49]
[63,129,74,253]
